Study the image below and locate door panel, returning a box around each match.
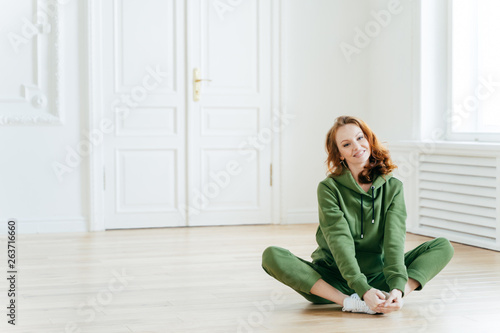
[102,0,186,229]
[116,149,177,212]
[202,1,258,94]
[200,148,259,209]
[187,0,272,226]
[115,0,176,93]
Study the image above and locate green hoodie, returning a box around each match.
[311,169,408,299]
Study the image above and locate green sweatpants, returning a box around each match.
[261,237,454,304]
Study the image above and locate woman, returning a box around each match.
[262,116,454,314]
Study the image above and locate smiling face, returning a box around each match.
[335,123,371,169]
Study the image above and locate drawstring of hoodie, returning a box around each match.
[360,195,364,239]
[371,186,375,224]
[360,186,376,239]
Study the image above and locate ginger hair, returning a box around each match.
[325,116,397,183]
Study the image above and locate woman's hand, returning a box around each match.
[362,288,386,312]
[375,289,403,313]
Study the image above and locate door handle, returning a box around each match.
[193,68,211,102]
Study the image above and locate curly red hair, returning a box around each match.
[325,116,396,183]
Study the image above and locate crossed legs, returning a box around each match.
[262,237,454,310]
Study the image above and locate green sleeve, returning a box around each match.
[317,182,372,298]
[383,184,409,295]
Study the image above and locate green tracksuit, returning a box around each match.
[262,170,454,302]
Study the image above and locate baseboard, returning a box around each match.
[0,217,88,234]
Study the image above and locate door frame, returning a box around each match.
[86,0,283,231]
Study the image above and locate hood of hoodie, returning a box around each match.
[332,169,392,240]
[332,168,392,195]
[332,169,392,239]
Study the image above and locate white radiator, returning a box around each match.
[415,153,499,250]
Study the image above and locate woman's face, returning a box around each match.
[335,124,371,168]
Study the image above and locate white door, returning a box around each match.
[101,0,186,228]
[186,0,273,226]
[99,0,273,229]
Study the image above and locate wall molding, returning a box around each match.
[0,113,60,125]
[0,1,63,126]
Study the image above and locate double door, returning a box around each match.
[98,0,273,228]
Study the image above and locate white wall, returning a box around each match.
[280,0,425,224]
[364,0,450,143]
[0,1,88,233]
[280,0,372,224]
[359,0,452,232]
[365,0,416,143]
[364,0,448,143]
[280,0,377,224]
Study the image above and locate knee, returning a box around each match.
[434,237,454,261]
[262,246,285,271]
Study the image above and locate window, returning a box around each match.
[449,0,500,141]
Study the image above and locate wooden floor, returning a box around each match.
[1,224,500,333]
